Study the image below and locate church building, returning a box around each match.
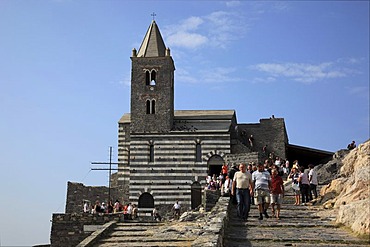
[116,20,332,212]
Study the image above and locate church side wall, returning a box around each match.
[118,122,130,200]
[128,132,230,210]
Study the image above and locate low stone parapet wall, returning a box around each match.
[50,213,120,247]
[192,196,230,247]
[204,189,221,211]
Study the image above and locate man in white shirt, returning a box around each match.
[231,163,253,221]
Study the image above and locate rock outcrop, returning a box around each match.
[320,140,370,236]
[315,149,350,184]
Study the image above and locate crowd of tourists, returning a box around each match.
[208,157,318,221]
[83,199,138,220]
[83,199,183,222]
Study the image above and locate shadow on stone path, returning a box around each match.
[223,184,369,247]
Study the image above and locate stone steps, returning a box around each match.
[92,221,195,247]
[223,202,369,247]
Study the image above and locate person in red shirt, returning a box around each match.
[221,163,228,183]
[270,168,284,219]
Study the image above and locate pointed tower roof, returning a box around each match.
[137,20,167,57]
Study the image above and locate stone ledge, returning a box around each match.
[191,196,230,247]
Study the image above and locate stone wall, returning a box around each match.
[130,56,175,133]
[238,117,288,161]
[225,152,259,166]
[192,196,230,247]
[50,213,120,247]
[65,182,121,214]
[204,189,221,212]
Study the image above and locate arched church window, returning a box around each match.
[151,100,155,114]
[145,71,150,86]
[146,100,151,114]
[149,144,154,162]
[196,143,202,162]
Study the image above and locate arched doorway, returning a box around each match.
[138,192,154,208]
[207,154,224,176]
[191,181,202,209]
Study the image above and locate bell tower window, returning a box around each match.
[146,99,156,114]
[145,69,157,86]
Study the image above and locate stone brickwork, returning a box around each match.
[237,117,288,161]
[130,56,175,134]
[204,189,222,212]
[65,182,121,214]
[50,213,120,247]
[225,152,259,165]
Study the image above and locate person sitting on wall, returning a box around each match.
[101,202,106,213]
[153,207,162,221]
[93,200,104,214]
[347,140,356,150]
[249,135,254,150]
[127,203,133,220]
[262,144,268,154]
[172,201,181,219]
[83,200,90,214]
[132,204,138,219]
[123,203,129,220]
[107,200,114,214]
[114,200,121,213]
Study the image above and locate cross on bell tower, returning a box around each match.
[151,12,156,20]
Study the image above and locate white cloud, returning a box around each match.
[180,16,204,31]
[176,67,240,85]
[201,67,240,83]
[226,1,241,7]
[167,31,208,49]
[164,11,246,50]
[175,68,199,84]
[347,86,369,100]
[249,62,348,84]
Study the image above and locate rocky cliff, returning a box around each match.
[320,140,370,236]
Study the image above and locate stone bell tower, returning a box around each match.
[130,20,175,133]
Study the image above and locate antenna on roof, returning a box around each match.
[151,12,156,21]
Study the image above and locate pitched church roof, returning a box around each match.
[137,20,166,57]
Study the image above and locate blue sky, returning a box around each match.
[0,0,369,245]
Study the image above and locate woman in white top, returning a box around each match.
[298,166,310,205]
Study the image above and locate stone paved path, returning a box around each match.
[223,184,369,247]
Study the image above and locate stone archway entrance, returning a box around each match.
[207,154,224,176]
[138,192,154,208]
[191,181,202,209]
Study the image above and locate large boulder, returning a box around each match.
[320,140,370,236]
